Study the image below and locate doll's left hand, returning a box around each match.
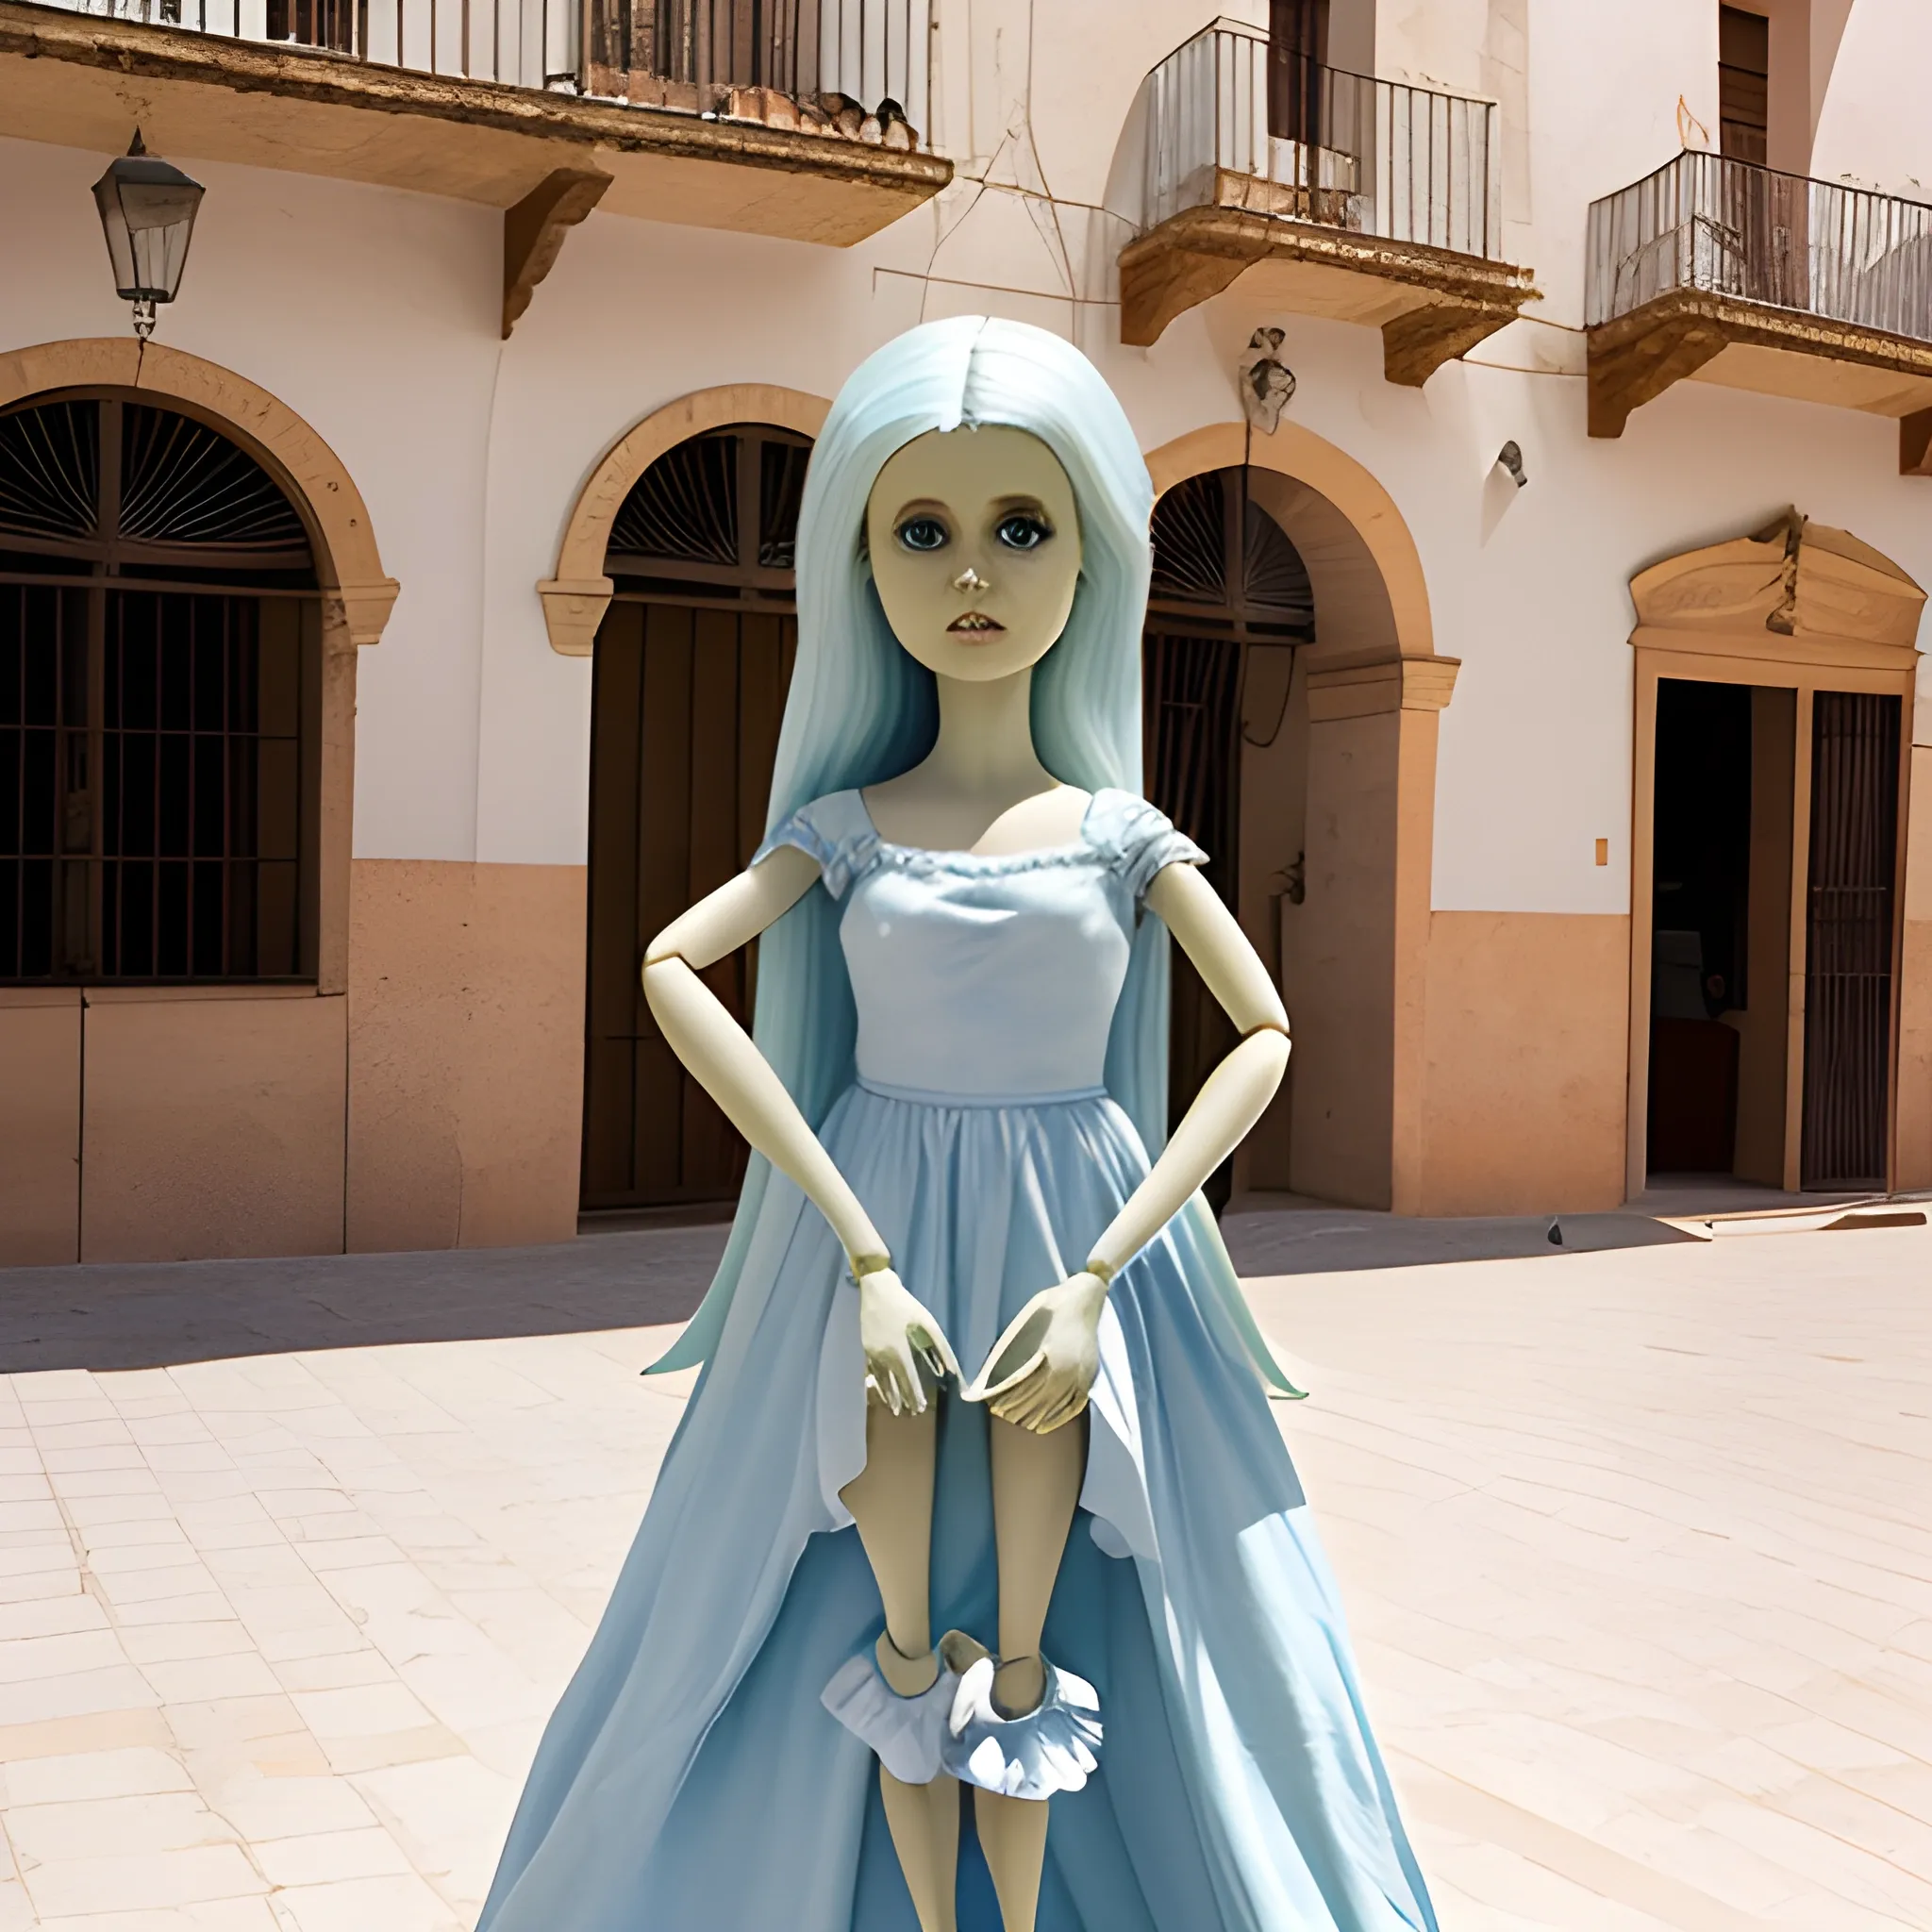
[961,1271,1108,1434]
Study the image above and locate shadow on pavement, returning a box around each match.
[1217,1206,1701,1280]
[0,1191,1740,1375]
[0,1225,735,1375]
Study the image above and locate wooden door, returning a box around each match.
[1800,691,1902,1189]
[580,421,809,1214]
[1268,0,1329,145]
[582,602,792,1210]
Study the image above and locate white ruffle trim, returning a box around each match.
[941,1656,1103,1799]
[821,1632,988,1786]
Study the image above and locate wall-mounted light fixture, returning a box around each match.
[92,131,205,341]
[1496,441,1527,489]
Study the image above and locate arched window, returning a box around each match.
[0,393,319,984]
[582,423,811,1215]
[1145,466,1314,1196]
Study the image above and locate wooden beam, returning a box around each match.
[503,168,612,339]
[1903,408,1932,476]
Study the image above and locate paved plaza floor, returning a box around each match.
[0,1211,1927,1929]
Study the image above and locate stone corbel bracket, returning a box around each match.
[503,168,613,340]
[330,577,402,646]
[1903,408,1932,477]
[1307,651,1461,720]
[539,576,616,658]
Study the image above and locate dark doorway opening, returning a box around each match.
[580,424,808,1216]
[1144,466,1313,1209]
[1646,675,1902,1191]
[1648,679,1754,1174]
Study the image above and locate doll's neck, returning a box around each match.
[924,670,1058,806]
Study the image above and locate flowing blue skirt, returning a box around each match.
[476,1084,1437,1932]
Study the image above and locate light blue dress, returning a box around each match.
[477,789,1437,1932]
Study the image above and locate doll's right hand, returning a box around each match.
[857,1267,960,1416]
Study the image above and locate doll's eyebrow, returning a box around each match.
[990,494,1053,521]
[891,498,950,522]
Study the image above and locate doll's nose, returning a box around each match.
[952,567,990,595]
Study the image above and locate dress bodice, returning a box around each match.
[757,789,1205,1102]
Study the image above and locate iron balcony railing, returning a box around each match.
[41,0,928,144]
[1141,19,1504,260]
[1587,150,1932,341]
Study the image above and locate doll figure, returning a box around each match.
[477,318,1437,1932]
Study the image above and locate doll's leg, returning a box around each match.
[840,1400,959,1932]
[974,1412,1086,1932]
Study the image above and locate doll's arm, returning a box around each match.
[964,860,1286,1430]
[643,847,887,1264]
[1088,860,1289,1276]
[643,851,959,1410]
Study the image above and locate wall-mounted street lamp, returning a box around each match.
[92,131,205,341]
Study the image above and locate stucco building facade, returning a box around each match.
[1,0,1927,1265]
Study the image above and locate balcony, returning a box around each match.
[1587,151,1932,467]
[0,0,950,258]
[1118,21,1537,386]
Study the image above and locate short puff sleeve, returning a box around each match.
[751,790,879,900]
[1086,791,1208,902]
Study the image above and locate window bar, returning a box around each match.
[219,599,232,974]
[149,603,163,977]
[187,604,199,975]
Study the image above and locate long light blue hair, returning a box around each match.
[653,317,1292,1393]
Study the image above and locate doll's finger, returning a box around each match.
[975,1306,1042,1386]
[1031,1379,1077,1434]
[997,1368,1054,1431]
[984,1367,1035,1423]
[1038,1387,1089,1435]
[914,1330,958,1384]
[984,1347,1048,1403]
[967,1347,1044,1406]
[1028,1386,1072,1434]
[901,1357,929,1416]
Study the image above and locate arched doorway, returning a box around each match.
[1628,514,1924,1196]
[0,391,322,985]
[580,422,812,1215]
[1144,465,1314,1205]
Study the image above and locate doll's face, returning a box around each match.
[865,425,1082,683]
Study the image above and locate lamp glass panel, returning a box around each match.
[92,178,139,296]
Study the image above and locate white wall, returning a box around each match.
[1811,0,1932,196]
[4,0,1927,909]
[0,136,501,866]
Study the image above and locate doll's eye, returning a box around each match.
[895,515,950,553]
[994,513,1053,552]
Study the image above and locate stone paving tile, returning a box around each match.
[0,1224,1925,1926]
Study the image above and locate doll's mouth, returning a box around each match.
[947,612,1006,635]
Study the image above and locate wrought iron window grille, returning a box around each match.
[1,393,320,987]
[605,425,810,610]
